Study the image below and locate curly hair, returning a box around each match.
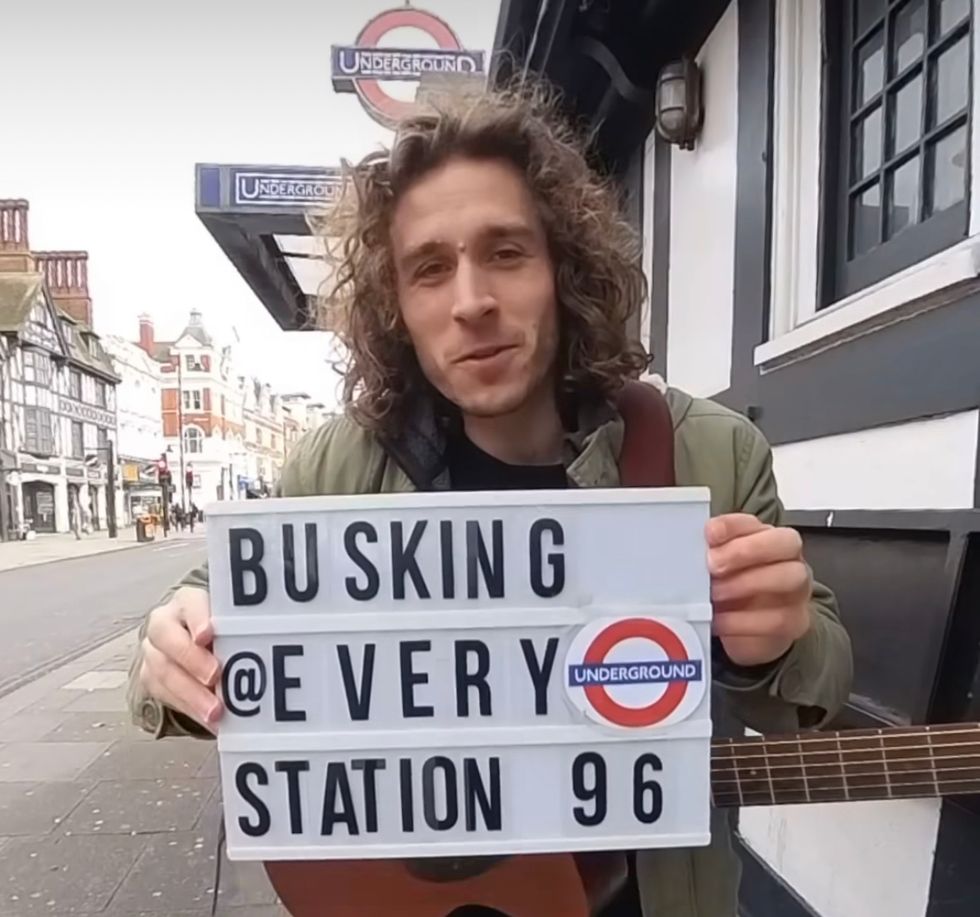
[310,79,651,432]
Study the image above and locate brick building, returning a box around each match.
[0,200,119,538]
[136,310,246,508]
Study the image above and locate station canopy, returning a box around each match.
[195,165,342,331]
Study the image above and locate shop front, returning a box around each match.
[0,449,17,541]
[120,458,162,526]
[22,481,55,533]
[20,462,67,534]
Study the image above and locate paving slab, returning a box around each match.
[40,710,151,744]
[0,711,70,742]
[20,689,82,715]
[196,748,219,779]
[105,828,220,913]
[0,781,94,836]
[0,742,108,782]
[1,832,145,915]
[61,686,129,713]
[81,739,215,781]
[62,670,129,692]
[191,791,279,909]
[60,777,215,835]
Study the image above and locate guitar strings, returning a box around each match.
[711,772,980,799]
[712,741,980,770]
[711,761,980,785]
[716,725,980,752]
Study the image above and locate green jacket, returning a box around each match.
[128,386,852,917]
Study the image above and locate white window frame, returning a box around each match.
[762,0,980,369]
[183,425,205,454]
[182,389,203,412]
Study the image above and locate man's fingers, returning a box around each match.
[706,513,771,547]
[141,641,222,731]
[708,527,803,577]
[146,606,220,687]
[174,588,213,645]
[191,619,215,648]
[710,561,811,605]
[712,608,794,638]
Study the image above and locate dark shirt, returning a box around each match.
[446,431,567,492]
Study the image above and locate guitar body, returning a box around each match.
[265,853,594,917]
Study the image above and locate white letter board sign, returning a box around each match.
[206,488,713,861]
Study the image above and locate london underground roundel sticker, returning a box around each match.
[565,617,707,729]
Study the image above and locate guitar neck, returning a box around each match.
[711,722,980,808]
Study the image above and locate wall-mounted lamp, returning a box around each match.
[655,58,704,150]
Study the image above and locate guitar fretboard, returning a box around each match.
[711,722,980,808]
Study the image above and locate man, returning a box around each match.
[129,84,852,917]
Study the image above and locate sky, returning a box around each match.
[2,0,502,407]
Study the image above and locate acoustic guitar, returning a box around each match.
[262,720,980,917]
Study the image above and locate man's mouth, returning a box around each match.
[454,344,517,364]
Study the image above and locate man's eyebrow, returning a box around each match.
[399,239,447,271]
[398,222,539,271]
[481,221,537,243]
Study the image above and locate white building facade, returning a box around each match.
[103,330,166,524]
[495,3,980,915]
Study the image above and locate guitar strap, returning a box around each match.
[615,379,677,488]
[573,380,677,917]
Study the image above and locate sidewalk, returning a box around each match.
[0,527,202,573]
[0,629,281,917]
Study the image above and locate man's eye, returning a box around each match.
[492,248,523,262]
[416,262,448,281]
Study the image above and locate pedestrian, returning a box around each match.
[188,503,197,533]
[69,491,82,541]
[128,82,852,917]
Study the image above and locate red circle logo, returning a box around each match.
[566,616,707,729]
[583,619,690,727]
[331,8,484,129]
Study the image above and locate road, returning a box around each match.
[0,536,206,697]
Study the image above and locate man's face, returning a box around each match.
[390,156,559,419]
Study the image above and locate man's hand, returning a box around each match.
[138,587,223,732]
[706,513,812,668]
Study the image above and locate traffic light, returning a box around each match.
[157,457,172,495]
[186,470,194,489]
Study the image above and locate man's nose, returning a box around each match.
[451,258,497,322]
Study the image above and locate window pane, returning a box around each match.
[934,0,970,39]
[857,0,886,36]
[890,74,924,155]
[887,156,922,237]
[931,37,970,126]
[893,0,927,73]
[853,106,884,179]
[855,29,886,107]
[850,182,882,257]
[927,124,968,213]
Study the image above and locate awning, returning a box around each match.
[195,164,342,330]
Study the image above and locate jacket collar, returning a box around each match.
[377,392,625,491]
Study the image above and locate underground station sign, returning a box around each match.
[331,6,486,128]
[207,489,713,861]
